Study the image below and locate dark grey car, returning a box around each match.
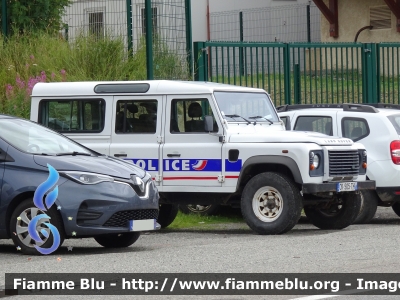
[0,115,160,255]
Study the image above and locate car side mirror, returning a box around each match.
[204,115,214,132]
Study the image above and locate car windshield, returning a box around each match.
[213,92,279,122]
[387,114,400,135]
[0,117,93,155]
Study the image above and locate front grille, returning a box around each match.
[329,150,360,176]
[104,209,159,227]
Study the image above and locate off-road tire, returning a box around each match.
[304,192,361,230]
[391,202,400,217]
[157,204,179,228]
[10,198,65,255]
[354,190,379,224]
[179,204,220,216]
[94,232,141,248]
[241,172,302,235]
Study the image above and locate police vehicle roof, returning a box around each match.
[31,80,266,97]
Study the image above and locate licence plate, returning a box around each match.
[129,219,156,231]
[336,182,358,192]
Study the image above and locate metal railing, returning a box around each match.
[194,41,400,105]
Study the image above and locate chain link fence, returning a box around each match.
[210,3,321,43]
[62,0,190,80]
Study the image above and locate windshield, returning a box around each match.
[0,118,93,155]
[213,92,279,122]
[387,114,400,135]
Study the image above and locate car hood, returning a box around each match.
[33,155,146,179]
[228,128,353,146]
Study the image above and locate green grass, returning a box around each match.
[167,211,244,230]
[0,32,190,119]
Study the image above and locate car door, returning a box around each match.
[110,95,164,186]
[162,95,223,187]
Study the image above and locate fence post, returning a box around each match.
[294,64,301,104]
[283,44,292,105]
[2,0,8,37]
[239,12,244,76]
[185,0,193,77]
[126,0,133,53]
[145,0,154,80]
[306,4,311,43]
[362,43,378,104]
[194,42,208,81]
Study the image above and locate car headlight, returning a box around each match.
[61,171,114,185]
[309,151,320,170]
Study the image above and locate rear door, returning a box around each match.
[162,95,223,187]
[110,95,164,185]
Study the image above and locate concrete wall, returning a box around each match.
[320,0,400,42]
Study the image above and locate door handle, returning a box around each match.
[167,154,181,157]
[114,154,127,157]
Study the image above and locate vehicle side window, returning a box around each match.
[341,117,369,141]
[39,99,105,132]
[170,99,218,133]
[294,116,333,136]
[115,100,158,134]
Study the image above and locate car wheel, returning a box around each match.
[157,204,179,228]
[391,202,400,217]
[10,198,65,255]
[354,190,378,224]
[179,204,220,216]
[94,232,141,248]
[241,172,302,235]
[304,193,361,230]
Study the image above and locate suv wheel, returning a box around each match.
[94,232,140,248]
[391,202,400,217]
[179,204,220,216]
[304,193,361,230]
[241,172,302,235]
[10,198,65,255]
[157,204,179,228]
[354,190,378,224]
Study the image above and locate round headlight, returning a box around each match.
[363,150,367,157]
[312,155,320,169]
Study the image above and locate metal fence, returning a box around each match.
[210,3,321,43]
[62,0,191,80]
[194,41,400,106]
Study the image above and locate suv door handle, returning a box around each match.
[167,154,181,157]
[114,154,127,157]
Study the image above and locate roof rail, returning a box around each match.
[276,104,344,112]
[361,103,400,110]
[275,103,392,113]
[342,103,378,113]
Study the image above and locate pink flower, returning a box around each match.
[5,84,13,99]
[30,55,35,60]
[51,72,55,80]
[40,71,46,82]
[60,69,66,81]
[16,76,25,89]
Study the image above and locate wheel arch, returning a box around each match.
[236,156,303,192]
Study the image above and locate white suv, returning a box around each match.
[278,103,400,223]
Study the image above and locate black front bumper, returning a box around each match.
[302,180,376,194]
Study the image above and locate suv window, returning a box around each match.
[294,116,333,136]
[341,117,369,141]
[170,99,218,133]
[39,99,105,132]
[387,114,400,135]
[116,100,158,133]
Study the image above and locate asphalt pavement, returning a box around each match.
[1,207,400,300]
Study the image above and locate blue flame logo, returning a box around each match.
[28,164,61,255]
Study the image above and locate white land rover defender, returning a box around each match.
[30,81,375,235]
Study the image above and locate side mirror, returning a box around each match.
[204,115,214,132]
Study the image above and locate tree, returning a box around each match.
[1,0,72,35]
